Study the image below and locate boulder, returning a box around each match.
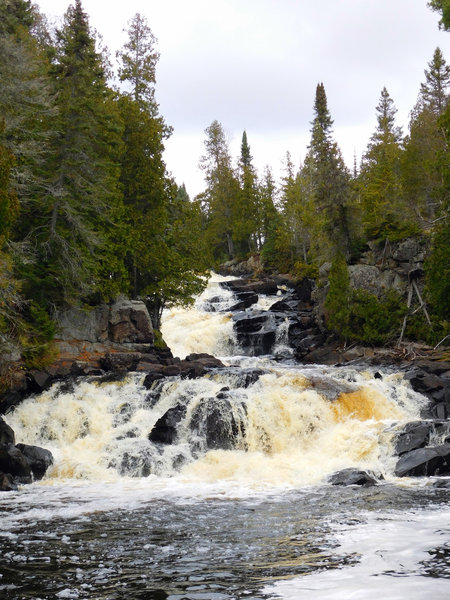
[0,472,18,492]
[148,404,187,444]
[0,418,15,445]
[394,444,450,477]
[0,444,31,481]
[190,394,246,451]
[15,444,54,480]
[328,468,379,486]
[394,421,431,455]
[109,299,154,344]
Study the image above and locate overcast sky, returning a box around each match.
[36,0,449,197]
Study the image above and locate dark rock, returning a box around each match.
[394,444,450,477]
[28,370,52,391]
[269,299,297,312]
[229,291,258,311]
[143,371,166,389]
[184,354,225,368]
[16,444,54,480]
[0,444,31,479]
[148,404,187,444]
[300,346,341,365]
[162,365,181,377]
[221,278,278,296]
[100,352,141,372]
[0,418,15,445]
[329,468,379,486]
[432,479,450,489]
[0,472,18,492]
[190,395,246,451]
[431,403,450,419]
[394,422,431,455]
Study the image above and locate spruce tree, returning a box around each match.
[235,130,258,255]
[402,49,449,222]
[359,87,410,239]
[199,120,240,259]
[38,0,126,305]
[306,83,352,259]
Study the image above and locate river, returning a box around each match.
[1,274,449,599]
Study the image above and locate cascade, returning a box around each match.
[4,273,428,487]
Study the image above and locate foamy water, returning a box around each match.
[1,273,447,600]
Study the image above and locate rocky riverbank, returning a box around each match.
[1,258,449,490]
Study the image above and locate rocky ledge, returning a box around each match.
[0,417,53,492]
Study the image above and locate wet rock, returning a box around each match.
[328,468,379,486]
[229,291,259,311]
[143,370,166,389]
[221,278,278,296]
[184,353,225,368]
[148,404,187,445]
[394,422,431,455]
[0,444,32,480]
[394,444,450,477]
[431,479,450,489]
[0,472,18,492]
[0,418,15,445]
[15,444,54,480]
[190,395,246,451]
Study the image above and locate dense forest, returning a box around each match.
[0,0,449,383]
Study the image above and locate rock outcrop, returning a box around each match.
[0,418,54,491]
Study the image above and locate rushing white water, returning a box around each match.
[265,506,450,600]
[161,273,238,358]
[2,273,447,600]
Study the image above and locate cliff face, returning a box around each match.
[0,298,157,412]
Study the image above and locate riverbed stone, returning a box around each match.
[0,444,32,479]
[394,444,450,477]
[148,404,187,445]
[328,468,379,486]
[0,418,15,445]
[16,443,54,480]
[394,421,431,455]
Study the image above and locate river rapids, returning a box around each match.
[1,274,449,599]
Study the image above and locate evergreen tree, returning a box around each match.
[306,83,352,258]
[31,0,127,306]
[402,49,449,222]
[117,13,171,304]
[235,130,259,255]
[359,87,411,239]
[117,12,159,111]
[428,0,450,30]
[199,120,240,259]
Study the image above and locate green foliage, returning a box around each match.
[425,218,450,320]
[347,289,406,345]
[325,254,407,345]
[428,0,450,30]
[306,83,353,258]
[292,260,319,281]
[20,302,57,369]
[152,329,167,350]
[324,254,351,337]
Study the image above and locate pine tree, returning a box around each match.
[117,13,172,305]
[403,50,449,223]
[359,87,411,239]
[34,0,127,305]
[117,12,159,111]
[199,120,240,259]
[428,1,450,31]
[235,130,259,255]
[306,83,352,258]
